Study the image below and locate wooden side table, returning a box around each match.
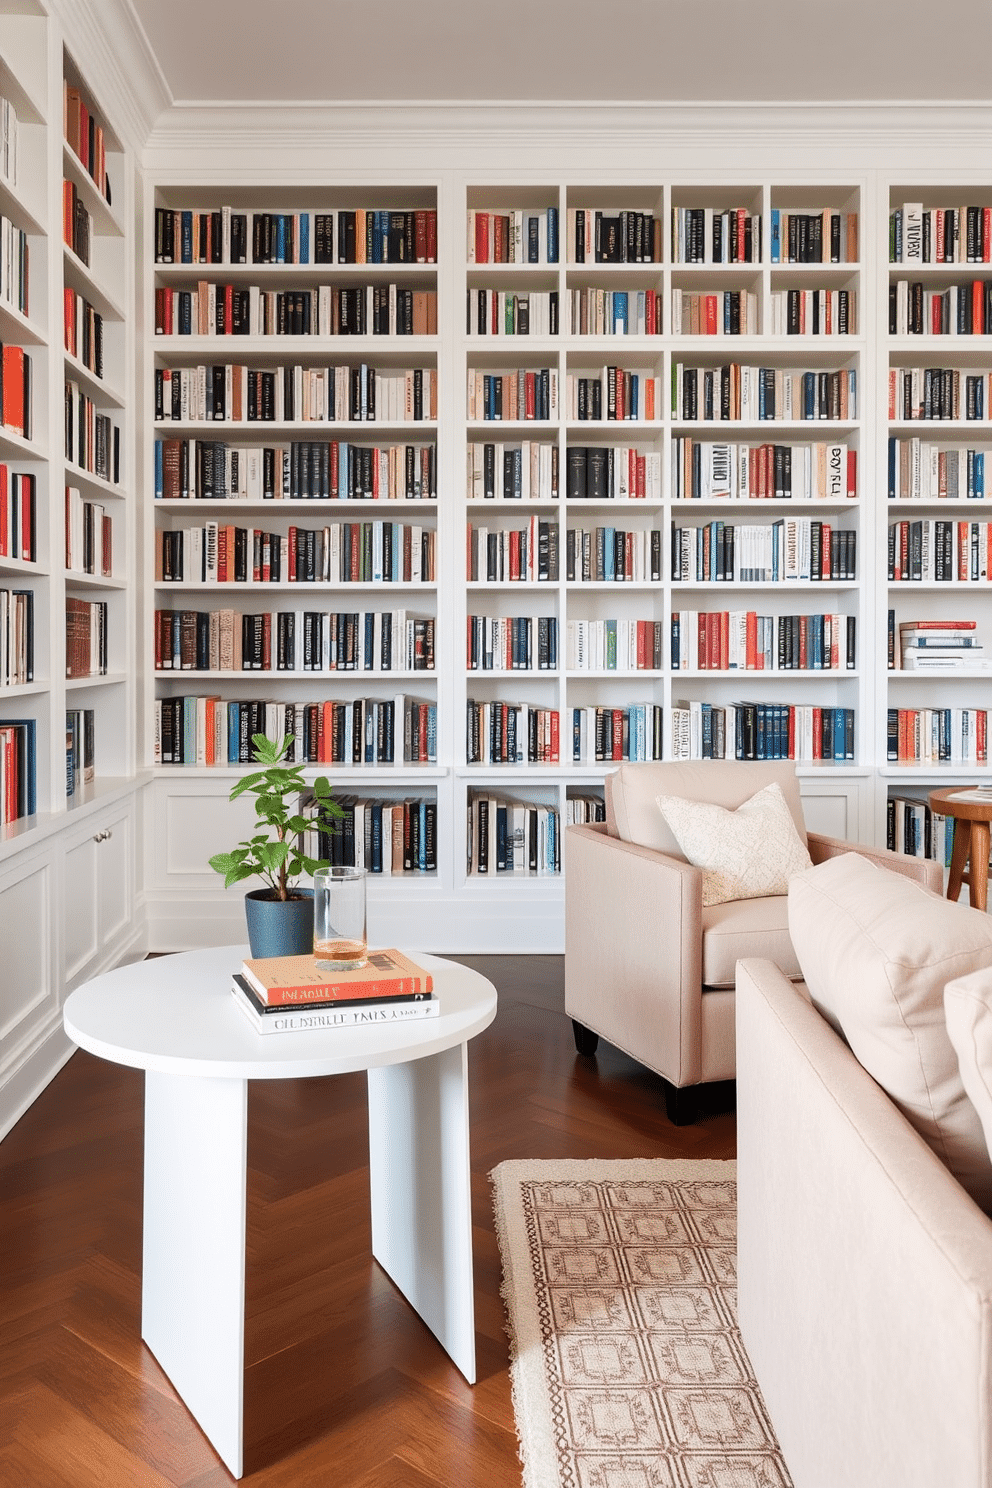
[928,787,992,911]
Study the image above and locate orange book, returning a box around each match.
[240,948,434,1007]
[2,346,26,436]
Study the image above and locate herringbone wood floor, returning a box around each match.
[0,954,736,1486]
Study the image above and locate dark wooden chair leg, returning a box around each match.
[664,1081,701,1127]
[571,1019,599,1056]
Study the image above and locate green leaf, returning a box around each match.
[223,864,258,890]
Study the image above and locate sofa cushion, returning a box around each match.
[657,781,813,907]
[789,852,992,1210]
[606,759,807,858]
[702,895,802,988]
[944,968,992,1168]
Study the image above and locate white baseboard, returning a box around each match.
[0,1020,76,1144]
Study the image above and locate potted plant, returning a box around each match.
[208,732,344,958]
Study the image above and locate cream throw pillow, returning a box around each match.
[656,780,812,907]
[945,968,992,1168]
[790,852,992,1211]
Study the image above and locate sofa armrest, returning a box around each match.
[736,957,992,1488]
[808,830,944,893]
[565,824,705,1087]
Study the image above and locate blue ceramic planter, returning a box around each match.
[244,888,314,959]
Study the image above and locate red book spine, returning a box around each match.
[549,709,559,763]
[847,449,857,498]
[974,280,984,335]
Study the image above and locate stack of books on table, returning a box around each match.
[899,618,991,671]
[232,947,437,1035]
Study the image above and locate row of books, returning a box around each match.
[65,708,94,797]
[768,289,856,337]
[0,467,35,561]
[466,614,558,671]
[568,289,662,337]
[671,291,758,337]
[0,96,17,190]
[0,587,32,685]
[468,209,559,265]
[670,611,856,672]
[1,345,32,439]
[466,368,557,423]
[565,526,661,584]
[63,289,103,378]
[671,520,858,582]
[155,438,437,503]
[467,792,560,875]
[156,694,436,766]
[565,619,666,672]
[891,618,987,672]
[672,439,857,502]
[467,290,558,337]
[154,363,438,424]
[568,210,661,265]
[888,367,992,422]
[769,210,858,265]
[671,701,855,761]
[65,597,107,678]
[890,280,992,337]
[886,708,987,764]
[468,520,559,583]
[304,797,437,874]
[887,798,951,864]
[888,519,992,583]
[890,205,992,265]
[888,440,987,501]
[62,179,90,267]
[63,81,111,204]
[565,445,662,502]
[155,207,437,266]
[564,369,660,423]
[673,364,858,423]
[671,208,763,265]
[466,701,559,765]
[64,381,120,483]
[65,486,112,576]
[0,718,34,824]
[565,795,606,825]
[155,283,438,338]
[467,441,559,502]
[154,607,435,673]
[155,521,436,586]
[1,214,28,318]
[570,705,664,764]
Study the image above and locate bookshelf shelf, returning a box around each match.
[61,142,123,236]
[62,246,125,321]
[0,299,46,346]
[62,349,125,406]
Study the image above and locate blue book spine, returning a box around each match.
[604,528,615,583]
[547,206,559,263]
[848,368,857,418]
[418,801,427,870]
[427,705,436,761]
[887,437,896,499]
[227,703,239,763]
[183,697,196,762]
[154,439,163,498]
[978,451,985,497]
[770,209,781,263]
[300,212,310,264]
[181,210,193,263]
[276,215,286,263]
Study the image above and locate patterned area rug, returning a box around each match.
[490,1157,792,1488]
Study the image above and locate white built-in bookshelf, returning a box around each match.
[0,0,140,1141]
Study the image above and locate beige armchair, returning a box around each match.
[565,760,943,1124]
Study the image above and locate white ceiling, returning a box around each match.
[126,0,992,106]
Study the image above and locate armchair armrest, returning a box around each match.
[564,823,706,1086]
[808,831,943,894]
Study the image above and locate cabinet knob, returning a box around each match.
[92,829,113,843]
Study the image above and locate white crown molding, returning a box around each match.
[49,0,171,152]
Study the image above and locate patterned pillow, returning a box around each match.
[656,781,813,907]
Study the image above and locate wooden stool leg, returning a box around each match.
[970,822,991,912]
[947,819,971,903]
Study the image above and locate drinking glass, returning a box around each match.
[313,866,367,971]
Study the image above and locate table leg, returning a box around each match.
[142,1071,248,1479]
[970,821,991,912]
[367,1044,476,1384]
[947,818,971,903]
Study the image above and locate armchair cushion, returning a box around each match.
[944,967,992,1168]
[702,894,802,987]
[657,780,813,906]
[606,758,807,857]
[789,851,992,1210]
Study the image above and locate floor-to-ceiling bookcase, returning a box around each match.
[0,0,142,1140]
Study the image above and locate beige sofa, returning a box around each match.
[737,950,992,1487]
[565,759,942,1122]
